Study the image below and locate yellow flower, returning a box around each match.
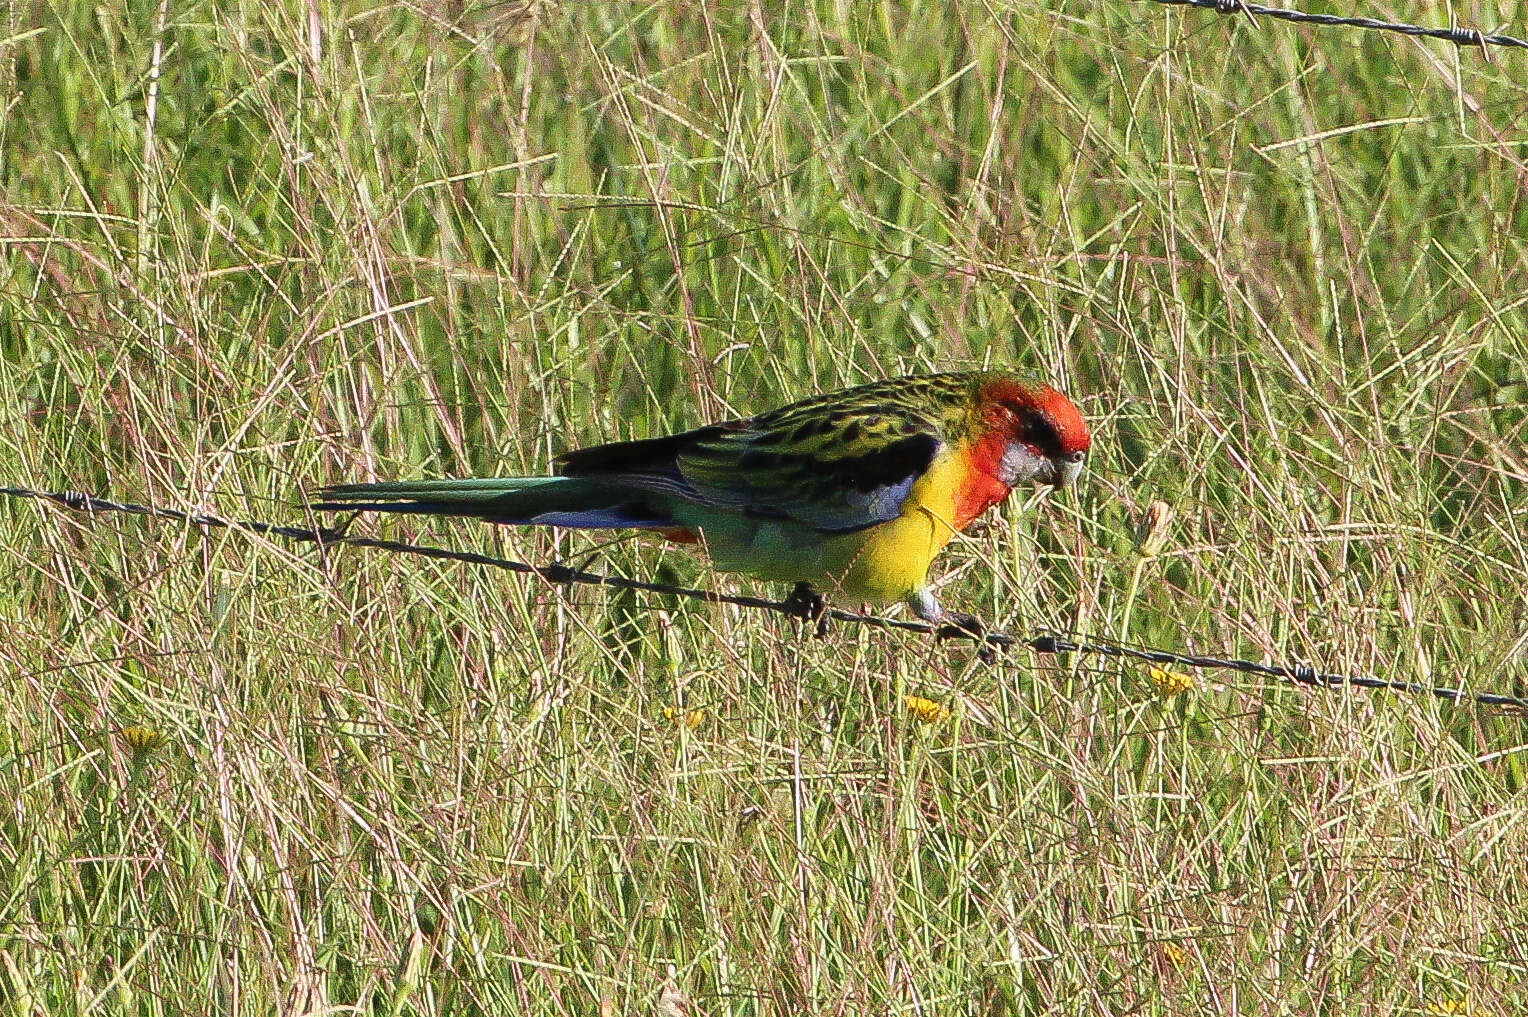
[1160,942,1190,967]
[1148,666,1195,697]
[662,706,705,729]
[121,725,165,763]
[904,695,950,724]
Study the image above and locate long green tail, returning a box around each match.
[314,476,676,530]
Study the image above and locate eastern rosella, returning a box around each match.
[316,371,1091,631]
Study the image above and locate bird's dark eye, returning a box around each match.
[1068,450,1086,463]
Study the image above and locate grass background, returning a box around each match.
[4,0,1528,1012]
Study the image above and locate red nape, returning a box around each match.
[661,528,702,545]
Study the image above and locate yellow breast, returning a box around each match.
[820,450,970,602]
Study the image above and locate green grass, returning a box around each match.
[4,0,1528,1012]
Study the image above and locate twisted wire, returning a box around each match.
[6,486,1525,711]
[1151,0,1528,50]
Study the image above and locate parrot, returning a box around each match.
[316,371,1091,634]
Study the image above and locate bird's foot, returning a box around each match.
[910,590,998,663]
[782,581,831,638]
[934,610,986,643]
[934,612,1000,664]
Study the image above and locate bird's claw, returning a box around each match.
[935,611,999,663]
[934,611,984,641]
[782,582,831,638]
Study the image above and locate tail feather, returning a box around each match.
[314,476,676,530]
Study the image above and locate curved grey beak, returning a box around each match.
[1050,453,1086,488]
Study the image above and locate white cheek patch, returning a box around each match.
[998,442,1046,486]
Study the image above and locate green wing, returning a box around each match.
[556,374,980,533]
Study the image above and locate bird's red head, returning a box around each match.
[976,375,1092,487]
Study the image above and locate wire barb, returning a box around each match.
[5,485,1527,712]
[1153,0,1528,51]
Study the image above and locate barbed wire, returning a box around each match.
[1150,0,1528,51]
[5,485,1525,712]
